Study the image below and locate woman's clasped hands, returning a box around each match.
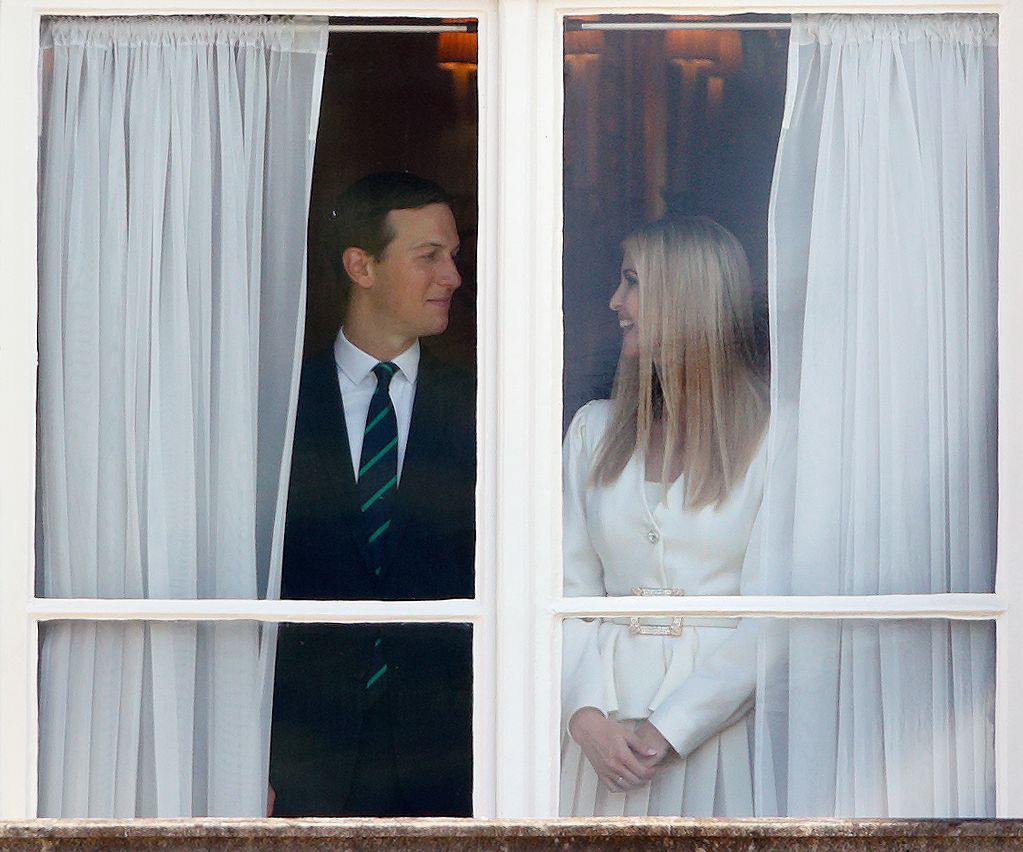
[569,707,673,792]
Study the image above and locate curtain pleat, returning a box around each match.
[36,16,327,816]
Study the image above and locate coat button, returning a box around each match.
[646,530,659,544]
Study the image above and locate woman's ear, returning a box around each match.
[342,246,374,290]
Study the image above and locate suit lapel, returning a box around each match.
[302,351,374,572]
[385,353,447,562]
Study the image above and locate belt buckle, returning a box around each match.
[628,617,683,637]
[629,586,685,637]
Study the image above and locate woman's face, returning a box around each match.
[609,248,641,358]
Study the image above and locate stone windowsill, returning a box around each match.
[0,818,1022,850]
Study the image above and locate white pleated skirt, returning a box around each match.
[559,712,754,817]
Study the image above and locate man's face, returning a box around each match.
[361,203,461,348]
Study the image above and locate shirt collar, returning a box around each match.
[334,327,420,386]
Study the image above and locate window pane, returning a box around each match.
[36,18,479,600]
[38,619,269,816]
[38,620,473,818]
[561,17,784,601]
[560,616,994,817]
[285,24,480,604]
[270,621,473,817]
[562,14,997,597]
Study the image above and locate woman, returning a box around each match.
[561,216,769,816]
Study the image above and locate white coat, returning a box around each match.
[560,400,766,816]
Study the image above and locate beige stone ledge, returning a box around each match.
[0,819,1022,851]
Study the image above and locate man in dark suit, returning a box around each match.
[269,173,475,817]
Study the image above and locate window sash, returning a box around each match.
[25,593,1005,621]
[2,0,1022,820]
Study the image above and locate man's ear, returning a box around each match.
[342,247,374,290]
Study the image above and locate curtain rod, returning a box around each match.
[321,22,786,34]
[326,23,472,32]
[575,21,791,31]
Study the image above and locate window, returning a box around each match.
[33,15,483,818]
[558,12,998,817]
[0,0,1019,824]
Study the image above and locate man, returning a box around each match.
[269,173,475,817]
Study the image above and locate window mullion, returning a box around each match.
[491,0,565,818]
[0,0,41,820]
[535,0,566,819]
[474,5,500,818]
[995,0,1023,818]
[492,0,539,812]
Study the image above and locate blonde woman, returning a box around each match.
[560,217,769,816]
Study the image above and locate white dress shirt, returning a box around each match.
[334,328,419,482]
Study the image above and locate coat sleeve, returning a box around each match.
[645,447,771,758]
[561,402,611,732]
[645,619,761,757]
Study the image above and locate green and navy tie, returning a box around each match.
[358,362,398,701]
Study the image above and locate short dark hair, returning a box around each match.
[336,172,452,271]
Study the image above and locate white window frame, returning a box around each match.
[0,0,1020,821]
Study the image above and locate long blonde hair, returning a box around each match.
[591,216,769,509]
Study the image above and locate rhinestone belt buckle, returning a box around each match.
[629,586,685,637]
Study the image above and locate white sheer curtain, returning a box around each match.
[36,16,327,816]
[752,14,998,816]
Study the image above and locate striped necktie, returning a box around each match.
[358,361,398,701]
[359,362,399,572]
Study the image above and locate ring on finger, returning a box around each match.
[615,775,624,786]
